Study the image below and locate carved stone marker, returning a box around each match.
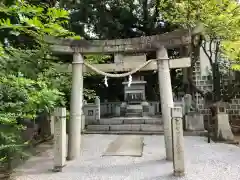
[53,107,67,172]
[183,94,192,115]
[171,107,185,177]
[95,96,100,120]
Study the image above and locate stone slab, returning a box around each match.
[103,135,143,157]
[110,124,141,131]
[98,117,162,125]
[49,29,191,54]
[141,124,163,132]
[83,130,207,136]
[144,118,162,124]
[99,118,124,125]
[87,125,110,131]
[123,118,145,124]
[185,113,205,131]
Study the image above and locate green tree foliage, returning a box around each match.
[0,0,75,171]
[159,0,240,102]
[62,0,174,39]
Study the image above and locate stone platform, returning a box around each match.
[86,116,164,133]
[12,135,240,180]
[85,116,207,136]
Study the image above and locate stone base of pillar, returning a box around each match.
[214,113,234,142]
[174,170,185,177]
[171,107,185,176]
[52,165,66,172]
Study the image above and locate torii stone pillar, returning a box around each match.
[157,47,174,161]
[67,52,84,160]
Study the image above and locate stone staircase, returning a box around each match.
[84,116,164,135]
[126,104,143,117]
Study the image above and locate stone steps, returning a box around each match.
[125,112,142,117]
[87,117,163,125]
[84,130,164,135]
[83,130,208,136]
[86,124,164,132]
[85,116,164,134]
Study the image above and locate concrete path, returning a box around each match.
[103,135,143,157]
[12,135,240,180]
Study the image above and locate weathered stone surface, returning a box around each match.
[171,108,185,177]
[214,114,234,141]
[99,118,124,125]
[115,106,121,116]
[123,118,144,124]
[87,125,110,131]
[48,29,191,54]
[185,112,205,131]
[141,124,163,132]
[81,57,191,73]
[110,124,141,131]
[144,118,162,124]
[53,108,66,170]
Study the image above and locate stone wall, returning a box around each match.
[193,48,240,127]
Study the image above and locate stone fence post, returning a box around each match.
[82,100,87,130]
[53,107,67,172]
[171,107,185,177]
[95,96,100,120]
[50,115,55,136]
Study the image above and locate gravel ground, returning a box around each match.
[12,135,240,180]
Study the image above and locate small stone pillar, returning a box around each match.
[50,115,55,136]
[68,52,84,160]
[95,96,100,120]
[157,47,174,161]
[115,105,121,117]
[120,102,127,116]
[141,101,149,117]
[53,107,67,172]
[171,107,185,177]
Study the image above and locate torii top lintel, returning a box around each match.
[47,29,194,54]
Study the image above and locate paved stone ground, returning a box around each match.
[12,135,240,180]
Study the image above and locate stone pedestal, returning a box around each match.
[171,107,185,177]
[115,106,121,116]
[53,108,67,172]
[185,112,205,131]
[214,113,234,141]
[212,102,234,142]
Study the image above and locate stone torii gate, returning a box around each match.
[48,29,196,161]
